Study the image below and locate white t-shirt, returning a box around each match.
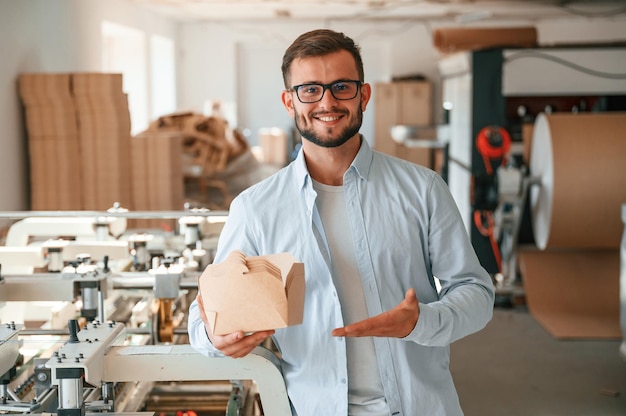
[313,179,389,416]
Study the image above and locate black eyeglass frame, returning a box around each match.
[290,80,363,103]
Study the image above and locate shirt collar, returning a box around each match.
[294,135,374,190]
[350,135,373,181]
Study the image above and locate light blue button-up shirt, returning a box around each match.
[188,138,495,415]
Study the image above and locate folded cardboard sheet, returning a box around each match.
[199,250,305,335]
[519,249,620,339]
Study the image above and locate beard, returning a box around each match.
[294,106,362,148]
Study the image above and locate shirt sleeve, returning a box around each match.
[187,298,223,357]
[404,174,495,346]
[187,194,255,356]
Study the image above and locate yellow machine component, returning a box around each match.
[154,298,174,343]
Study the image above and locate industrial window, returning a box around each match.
[150,34,176,120]
[101,21,148,135]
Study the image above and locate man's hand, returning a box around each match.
[332,288,419,338]
[196,293,275,358]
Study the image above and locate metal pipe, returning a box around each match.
[18,327,189,336]
[0,210,229,219]
[98,291,105,324]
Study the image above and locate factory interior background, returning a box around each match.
[1,1,626,415]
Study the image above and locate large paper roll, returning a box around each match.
[530,112,626,250]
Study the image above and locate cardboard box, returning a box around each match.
[374,81,434,168]
[259,128,288,165]
[199,250,305,335]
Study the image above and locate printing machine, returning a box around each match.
[0,206,288,416]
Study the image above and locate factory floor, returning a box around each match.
[451,306,626,416]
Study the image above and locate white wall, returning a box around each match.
[2,0,626,213]
[0,0,178,215]
[177,17,626,147]
[177,21,437,147]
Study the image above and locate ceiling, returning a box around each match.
[126,0,626,23]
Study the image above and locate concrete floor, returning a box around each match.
[451,307,626,416]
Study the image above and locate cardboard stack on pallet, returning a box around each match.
[72,73,132,210]
[130,130,184,230]
[18,74,82,210]
[18,73,133,211]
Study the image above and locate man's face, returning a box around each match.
[281,50,371,148]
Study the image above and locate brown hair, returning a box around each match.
[281,29,364,89]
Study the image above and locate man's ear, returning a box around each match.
[281,89,295,117]
[360,82,372,112]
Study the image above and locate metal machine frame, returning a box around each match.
[1,208,294,416]
[619,204,626,361]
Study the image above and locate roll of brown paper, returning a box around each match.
[433,27,537,53]
[529,112,626,249]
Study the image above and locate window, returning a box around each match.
[102,21,148,135]
[150,34,176,119]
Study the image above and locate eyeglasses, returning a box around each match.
[290,80,362,103]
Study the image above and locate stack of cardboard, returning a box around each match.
[374,81,438,170]
[18,74,81,210]
[130,131,184,230]
[72,73,132,210]
[18,73,132,211]
[145,112,249,210]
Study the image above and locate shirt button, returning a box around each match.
[340,378,346,384]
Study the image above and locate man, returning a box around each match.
[189,29,494,415]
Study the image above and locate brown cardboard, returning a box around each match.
[259,128,288,165]
[18,72,134,211]
[521,113,626,340]
[519,249,620,339]
[374,81,433,168]
[397,144,431,167]
[374,82,400,156]
[199,250,305,335]
[433,27,537,53]
[18,73,73,106]
[398,82,432,125]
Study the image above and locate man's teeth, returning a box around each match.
[318,116,340,122]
